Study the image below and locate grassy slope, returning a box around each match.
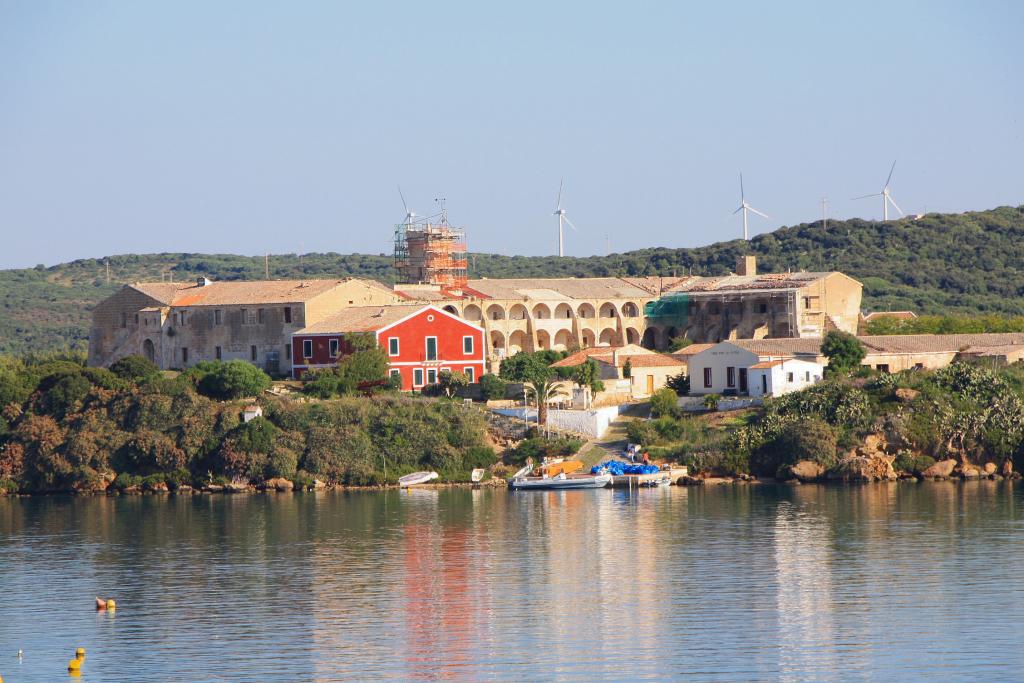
[2,205,1022,355]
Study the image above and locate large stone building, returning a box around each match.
[88,277,402,375]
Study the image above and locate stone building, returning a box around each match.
[88,277,402,376]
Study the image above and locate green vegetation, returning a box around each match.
[865,314,1024,336]
[301,335,392,398]
[0,353,494,492]
[507,436,584,465]
[478,374,507,401]
[6,206,1024,356]
[821,331,866,374]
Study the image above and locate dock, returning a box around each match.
[609,467,689,488]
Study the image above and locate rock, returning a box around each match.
[702,477,734,485]
[921,459,957,479]
[224,482,249,493]
[266,477,294,492]
[676,475,701,486]
[143,480,169,492]
[829,455,897,482]
[1002,460,1014,477]
[984,462,997,475]
[784,460,826,482]
[203,484,224,493]
[313,478,327,490]
[175,485,193,493]
[895,388,920,402]
[959,465,981,479]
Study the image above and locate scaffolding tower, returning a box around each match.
[394,212,468,289]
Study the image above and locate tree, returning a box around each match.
[649,388,678,418]
[749,419,838,477]
[499,352,555,384]
[572,359,604,392]
[436,370,470,398]
[110,355,160,381]
[666,371,690,396]
[197,360,272,400]
[524,377,569,431]
[622,358,632,379]
[667,336,692,353]
[821,331,866,374]
[479,374,507,400]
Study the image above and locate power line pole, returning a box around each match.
[821,197,829,231]
[265,253,270,279]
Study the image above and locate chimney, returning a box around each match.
[736,256,756,277]
[196,277,212,287]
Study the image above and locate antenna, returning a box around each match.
[435,197,447,224]
[265,253,270,279]
[821,197,829,231]
[605,233,610,255]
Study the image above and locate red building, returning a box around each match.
[291,304,486,390]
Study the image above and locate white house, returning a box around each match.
[687,341,824,397]
[747,358,824,397]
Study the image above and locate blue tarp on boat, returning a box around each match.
[591,461,660,476]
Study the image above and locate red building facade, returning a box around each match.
[291,305,485,390]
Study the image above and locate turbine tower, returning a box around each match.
[853,161,904,221]
[397,186,417,225]
[732,173,770,240]
[552,179,578,257]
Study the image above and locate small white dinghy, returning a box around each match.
[399,471,439,488]
[471,468,486,483]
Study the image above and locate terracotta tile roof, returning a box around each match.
[750,360,784,369]
[463,277,656,300]
[960,344,1024,357]
[603,353,684,368]
[670,343,716,358]
[130,282,192,305]
[859,333,1024,354]
[297,304,430,334]
[665,271,842,294]
[133,279,377,307]
[730,338,828,357]
[549,344,652,368]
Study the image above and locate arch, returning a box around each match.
[599,328,618,346]
[553,329,573,351]
[665,326,679,343]
[508,330,528,355]
[641,327,658,350]
[536,329,551,350]
[577,303,596,319]
[532,303,551,319]
[509,304,529,321]
[463,304,483,321]
[622,301,640,317]
[599,302,617,318]
[142,338,155,363]
[625,328,640,345]
[486,304,505,321]
[442,304,459,315]
[489,330,506,355]
[554,303,574,319]
[581,329,596,348]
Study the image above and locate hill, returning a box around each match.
[1,205,1022,356]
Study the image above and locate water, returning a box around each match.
[2,482,1024,681]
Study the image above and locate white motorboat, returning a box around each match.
[471,468,486,483]
[399,471,439,488]
[509,471,612,491]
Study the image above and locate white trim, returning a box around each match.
[302,339,313,359]
[387,360,485,367]
[329,338,340,358]
[426,367,438,384]
[413,368,425,387]
[388,368,401,378]
[425,336,438,361]
[387,336,400,356]
[372,305,483,335]
[440,366,452,373]
[463,335,474,355]
[464,366,475,383]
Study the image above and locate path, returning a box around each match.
[577,402,650,468]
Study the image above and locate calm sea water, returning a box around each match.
[2,482,1024,682]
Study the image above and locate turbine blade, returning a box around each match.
[556,178,564,210]
[564,217,579,232]
[851,193,881,200]
[887,194,904,216]
[740,173,745,201]
[732,206,744,215]
[749,206,771,220]
[885,159,896,189]
[398,185,409,214]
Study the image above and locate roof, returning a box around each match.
[602,353,684,368]
[297,304,430,334]
[549,344,652,368]
[960,344,1024,357]
[663,271,846,295]
[460,277,657,300]
[131,279,362,307]
[670,343,716,358]
[859,333,1024,355]
[549,345,682,369]
[729,338,828,357]
[750,360,784,369]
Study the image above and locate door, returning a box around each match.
[738,368,748,394]
[265,350,280,377]
[761,375,768,395]
[646,375,654,394]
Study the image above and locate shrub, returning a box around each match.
[821,331,866,375]
[267,447,298,479]
[893,451,936,474]
[749,419,838,477]
[652,415,684,441]
[196,361,272,400]
[110,355,160,381]
[507,437,583,465]
[626,420,659,446]
[40,374,92,418]
[479,374,507,401]
[649,388,678,418]
[702,394,720,411]
[666,372,690,396]
[463,446,496,471]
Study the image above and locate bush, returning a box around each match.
[821,331,866,375]
[196,361,272,400]
[649,388,678,418]
[626,420,659,446]
[702,394,720,411]
[893,451,936,474]
[749,419,838,477]
[479,374,507,401]
[463,446,496,471]
[110,355,160,381]
[508,437,583,465]
[40,374,91,418]
[267,447,298,479]
[666,372,690,396]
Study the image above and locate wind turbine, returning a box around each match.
[553,179,578,257]
[853,161,904,221]
[732,173,770,240]
[397,186,417,225]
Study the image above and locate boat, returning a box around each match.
[510,464,534,480]
[471,468,486,483]
[638,475,671,487]
[509,471,612,491]
[399,471,439,488]
[536,460,583,477]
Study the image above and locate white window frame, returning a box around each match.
[329,339,340,358]
[463,335,474,355]
[302,339,313,359]
[703,367,712,388]
[425,336,438,361]
[388,337,400,356]
[389,368,401,379]
[413,368,424,387]
[426,368,438,385]
[464,366,475,383]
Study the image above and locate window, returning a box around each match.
[329,339,339,357]
[181,347,189,364]
[426,368,437,384]
[726,367,736,388]
[283,307,292,324]
[413,368,424,387]
[302,339,313,358]
[240,308,248,325]
[258,308,265,324]
[463,336,474,355]
[804,371,810,382]
[464,367,475,383]
[703,368,712,388]
[786,372,794,383]
[285,344,291,360]
[251,345,257,361]
[215,309,222,325]
[215,346,222,360]
[425,337,438,361]
[388,337,400,356]
[121,312,127,328]
[758,303,767,314]
[389,368,401,379]
[134,313,139,325]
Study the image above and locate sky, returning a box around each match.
[0,1,1022,268]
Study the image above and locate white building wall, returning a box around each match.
[749,359,823,397]
[687,343,760,395]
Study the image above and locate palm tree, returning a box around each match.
[524,377,570,433]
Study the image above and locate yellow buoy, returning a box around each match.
[75,647,85,658]
[68,658,81,670]
[106,599,116,610]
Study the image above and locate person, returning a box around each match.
[641,451,651,465]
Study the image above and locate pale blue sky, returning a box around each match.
[1,1,1021,268]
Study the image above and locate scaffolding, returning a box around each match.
[394,215,468,289]
[644,293,690,330]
